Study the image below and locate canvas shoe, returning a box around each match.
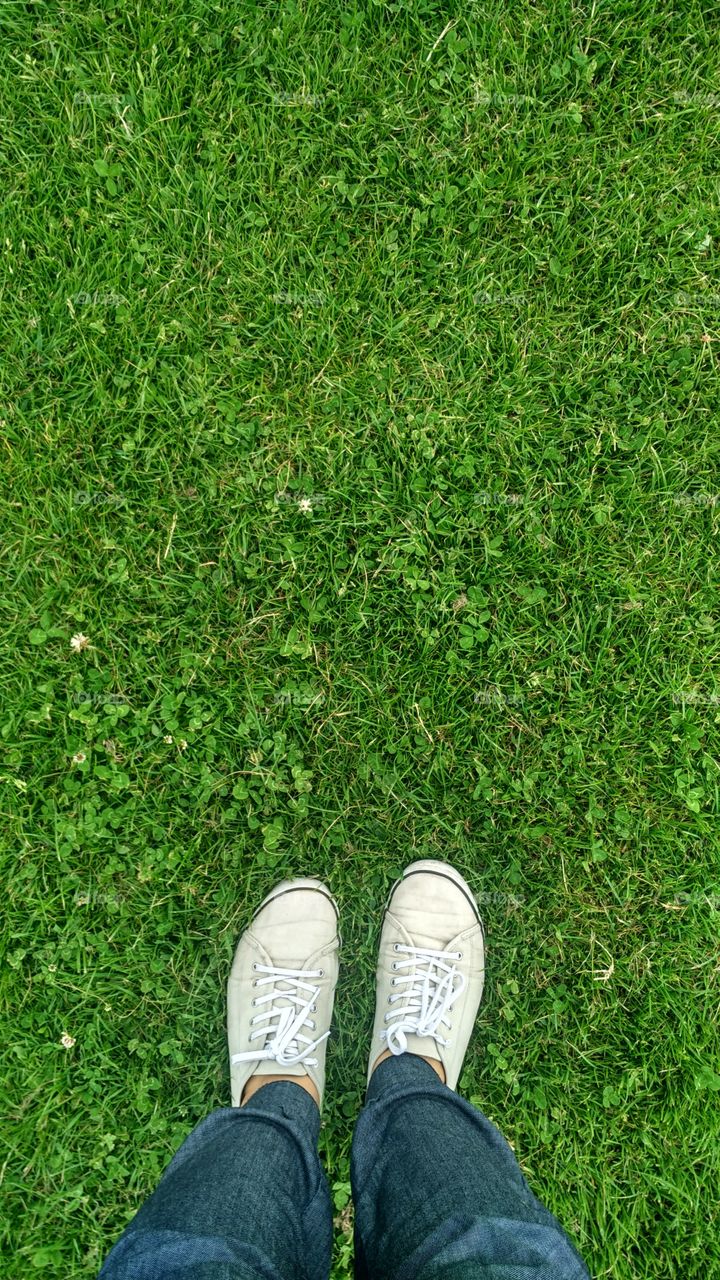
[228,878,340,1107]
[367,860,485,1090]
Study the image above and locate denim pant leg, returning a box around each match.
[351,1056,590,1280]
[99,1083,332,1280]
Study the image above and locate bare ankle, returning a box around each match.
[241,1074,320,1107]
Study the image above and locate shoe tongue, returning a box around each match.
[256,978,308,1057]
[252,1059,305,1079]
[268,976,306,1011]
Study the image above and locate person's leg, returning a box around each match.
[100,1083,330,1280]
[351,860,590,1280]
[100,877,340,1280]
[352,1055,589,1280]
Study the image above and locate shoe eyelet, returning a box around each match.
[456,952,463,960]
[393,943,400,952]
[387,995,393,1004]
[317,969,324,977]
[310,1004,317,1012]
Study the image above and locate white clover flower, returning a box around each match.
[178,739,188,751]
[163,734,173,744]
[72,751,86,765]
[298,498,313,514]
[61,1033,76,1049]
[70,633,90,652]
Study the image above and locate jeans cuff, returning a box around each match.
[242,1079,322,1145]
[366,1052,446,1102]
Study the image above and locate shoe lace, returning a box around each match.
[231,965,328,1069]
[383,945,465,1056]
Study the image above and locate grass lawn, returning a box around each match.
[2,0,720,1275]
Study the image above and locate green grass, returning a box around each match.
[2,0,720,1275]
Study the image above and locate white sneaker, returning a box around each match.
[367,860,485,1090]
[227,878,340,1107]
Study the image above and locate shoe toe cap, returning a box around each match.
[388,865,480,950]
[251,884,339,966]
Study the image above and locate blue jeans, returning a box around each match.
[100,1056,590,1279]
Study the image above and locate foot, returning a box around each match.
[367,860,485,1090]
[227,878,340,1108]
